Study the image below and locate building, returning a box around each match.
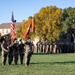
[0,22,21,36]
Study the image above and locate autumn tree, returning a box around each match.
[17,25,22,38]
[34,6,63,41]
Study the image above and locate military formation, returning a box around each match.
[36,40,75,53]
[36,30,75,53]
[0,34,34,66]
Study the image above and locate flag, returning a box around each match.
[10,12,16,40]
[23,22,31,39]
[23,18,35,39]
[11,31,16,40]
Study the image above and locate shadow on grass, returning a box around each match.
[33,53,55,55]
[33,53,74,55]
[31,61,75,65]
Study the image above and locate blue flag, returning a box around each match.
[11,11,16,22]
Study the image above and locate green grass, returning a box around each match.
[0,53,75,75]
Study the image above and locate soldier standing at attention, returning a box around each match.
[25,37,34,66]
[1,39,8,65]
[18,39,25,64]
[8,41,14,65]
[13,38,19,65]
[36,40,41,53]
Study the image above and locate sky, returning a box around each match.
[0,0,75,24]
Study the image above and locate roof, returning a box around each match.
[0,22,22,29]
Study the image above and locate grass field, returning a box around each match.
[0,53,75,75]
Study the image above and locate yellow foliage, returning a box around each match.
[35,6,63,41]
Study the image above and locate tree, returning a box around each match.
[34,6,63,41]
[16,25,22,38]
[62,7,75,32]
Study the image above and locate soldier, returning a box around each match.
[53,42,57,53]
[1,39,8,65]
[18,39,25,64]
[3,34,13,65]
[25,37,34,66]
[39,41,43,53]
[36,40,41,53]
[8,42,14,65]
[42,41,46,53]
[49,41,53,53]
[46,40,49,53]
[13,38,19,65]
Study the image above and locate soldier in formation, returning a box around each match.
[18,39,25,64]
[36,39,75,54]
[1,35,9,65]
[25,37,34,66]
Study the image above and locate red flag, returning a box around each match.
[23,23,31,39]
[10,12,16,40]
[23,18,35,39]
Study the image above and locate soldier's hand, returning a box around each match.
[6,50,9,52]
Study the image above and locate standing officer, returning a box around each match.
[13,38,19,65]
[8,42,14,65]
[36,40,41,53]
[1,39,8,65]
[25,37,34,66]
[18,39,25,64]
[42,41,46,53]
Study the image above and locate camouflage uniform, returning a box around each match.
[49,42,53,53]
[25,38,34,66]
[42,41,46,53]
[36,41,40,53]
[8,43,14,65]
[13,39,19,65]
[53,42,57,53]
[1,40,8,65]
[39,42,43,53]
[18,39,25,64]
[46,42,49,53]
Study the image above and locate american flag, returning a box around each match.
[10,12,16,40]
